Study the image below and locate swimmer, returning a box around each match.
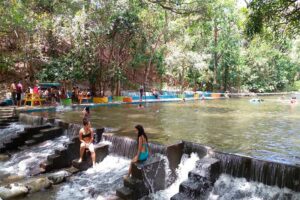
[291,97,297,104]
[137,104,144,109]
[82,106,90,121]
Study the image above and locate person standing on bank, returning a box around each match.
[78,118,96,167]
[126,125,149,178]
[16,81,23,106]
[10,82,17,106]
[139,85,144,101]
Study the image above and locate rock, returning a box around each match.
[22,177,52,193]
[0,183,29,199]
[3,175,25,184]
[0,154,9,162]
[47,170,71,185]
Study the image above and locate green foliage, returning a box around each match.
[246,0,300,37]
[0,0,299,93]
[242,36,298,92]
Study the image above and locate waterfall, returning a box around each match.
[102,134,166,158]
[214,152,300,192]
[63,123,82,138]
[19,113,44,125]
[146,153,200,200]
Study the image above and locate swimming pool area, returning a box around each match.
[34,95,300,165]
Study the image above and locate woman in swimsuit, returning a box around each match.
[126,125,149,177]
[78,118,96,167]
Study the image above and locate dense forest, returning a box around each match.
[0,0,299,95]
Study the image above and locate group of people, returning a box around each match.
[78,106,149,176]
[10,81,23,106]
[71,87,92,104]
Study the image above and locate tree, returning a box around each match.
[246,0,300,37]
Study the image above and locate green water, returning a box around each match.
[42,96,300,165]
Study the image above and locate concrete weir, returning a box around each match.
[1,113,300,199]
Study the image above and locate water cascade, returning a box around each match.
[214,152,300,191]
[1,112,300,200]
[147,153,200,200]
[19,113,44,126]
[55,155,130,200]
[0,135,69,179]
[207,174,300,200]
[102,134,166,158]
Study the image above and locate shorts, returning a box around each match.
[16,93,21,101]
[80,142,95,153]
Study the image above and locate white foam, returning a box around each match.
[0,135,69,176]
[208,174,300,200]
[147,153,200,200]
[55,155,130,200]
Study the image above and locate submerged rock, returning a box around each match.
[22,177,52,193]
[0,183,28,199]
[47,170,71,184]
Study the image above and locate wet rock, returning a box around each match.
[22,177,52,193]
[3,175,25,184]
[47,170,71,184]
[0,183,29,199]
[0,154,9,162]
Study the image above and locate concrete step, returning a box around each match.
[179,178,211,199]
[25,139,37,146]
[40,161,53,172]
[38,127,63,141]
[123,176,144,190]
[171,192,195,200]
[0,118,18,123]
[0,123,9,128]
[54,148,68,156]
[0,115,14,119]
[47,154,61,163]
[116,186,133,200]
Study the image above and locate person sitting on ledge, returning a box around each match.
[78,118,96,167]
[126,125,149,178]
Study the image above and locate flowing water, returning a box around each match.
[0,122,26,145]
[208,174,300,200]
[36,96,300,165]
[147,153,200,200]
[22,155,130,200]
[0,135,69,178]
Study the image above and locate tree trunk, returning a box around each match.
[213,20,218,89]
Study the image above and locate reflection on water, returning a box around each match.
[35,96,300,165]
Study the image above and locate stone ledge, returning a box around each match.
[72,143,109,171]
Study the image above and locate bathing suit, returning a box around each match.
[82,132,91,139]
[138,143,149,161]
[80,129,94,152]
[82,128,92,140]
